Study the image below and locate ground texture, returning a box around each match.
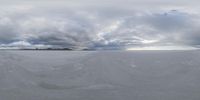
[0,50,200,100]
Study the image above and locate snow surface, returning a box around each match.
[0,50,200,100]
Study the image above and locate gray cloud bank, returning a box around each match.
[0,1,200,50]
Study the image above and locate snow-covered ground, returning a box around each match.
[0,50,200,100]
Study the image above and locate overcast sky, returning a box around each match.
[0,0,200,50]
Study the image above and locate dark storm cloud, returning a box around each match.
[0,1,200,49]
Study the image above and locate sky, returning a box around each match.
[0,0,200,50]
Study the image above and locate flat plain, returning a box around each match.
[0,50,200,100]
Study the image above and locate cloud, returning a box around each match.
[0,3,200,49]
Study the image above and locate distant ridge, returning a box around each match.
[0,47,75,51]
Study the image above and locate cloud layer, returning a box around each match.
[0,1,200,50]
